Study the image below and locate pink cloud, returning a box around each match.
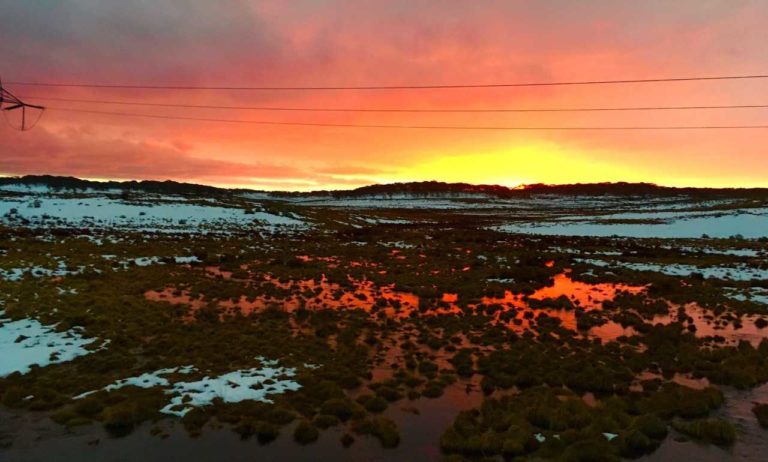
[2,1,766,188]
[0,126,307,183]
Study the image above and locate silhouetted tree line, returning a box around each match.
[2,176,766,199]
[270,180,768,199]
[0,175,226,196]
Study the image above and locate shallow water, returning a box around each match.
[146,270,645,342]
[0,377,488,462]
[653,303,768,346]
[13,265,767,461]
[638,383,768,462]
[4,383,767,462]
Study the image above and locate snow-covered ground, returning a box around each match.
[727,288,768,305]
[497,208,768,239]
[576,258,768,281]
[287,194,738,212]
[357,217,413,225]
[161,365,302,417]
[74,365,198,399]
[75,358,304,417]
[286,192,767,239]
[104,255,202,268]
[2,184,766,239]
[0,258,90,282]
[0,311,99,377]
[0,184,122,195]
[381,241,418,249]
[675,246,763,257]
[0,256,201,282]
[0,195,305,232]
[291,197,509,210]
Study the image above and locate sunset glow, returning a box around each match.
[2,1,767,190]
[4,4,768,459]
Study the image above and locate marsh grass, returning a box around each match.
[0,225,766,457]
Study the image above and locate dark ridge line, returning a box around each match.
[1,175,767,198]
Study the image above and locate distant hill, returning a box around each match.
[1,175,766,198]
[273,181,768,199]
[517,182,766,197]
[0,175,227,196]
[268,181,516,198]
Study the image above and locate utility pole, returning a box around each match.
[0,76,45,131]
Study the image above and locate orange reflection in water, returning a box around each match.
[530,273,644,309]
[478,273,645,332]
[144,287,207,322]
[145,269,646,342]
[442,293,458,303]
[652,303,768,346]
[588,321,638,342]
[147,274,421,319]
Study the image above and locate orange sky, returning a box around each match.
[1,1,767,190]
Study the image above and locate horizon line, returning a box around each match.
[2,173,768,194]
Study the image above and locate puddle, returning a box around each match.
[652,304,768,346]
[146,275,420,320]
[146,270,647,345]
[637,383,768,462]
[588,321,639,342]
[146,265,766,348]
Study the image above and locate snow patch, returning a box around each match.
[0,259,91,282]
[73,357,304,418]
[0,311,99,377]
[496,208,768,239]
[576,258,768,281]
[726,287,768,305]
[0,196,306,232]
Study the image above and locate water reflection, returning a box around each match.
[146,265,768,348]
[145,270,647,344]
[653,303,767,346]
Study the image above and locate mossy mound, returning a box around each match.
[671,418,737,446]
[439,384,736,460]
[353,416,401,448]
[293,420,320,445]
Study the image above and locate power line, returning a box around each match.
[21,95,768,113]
[8,73,768,91]
[0,76,45,131]
[47,107,768,130]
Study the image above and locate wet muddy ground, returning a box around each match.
[1,204,767,461]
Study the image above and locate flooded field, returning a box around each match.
[1,185,768,461]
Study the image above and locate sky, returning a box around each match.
[1,0,767,191]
